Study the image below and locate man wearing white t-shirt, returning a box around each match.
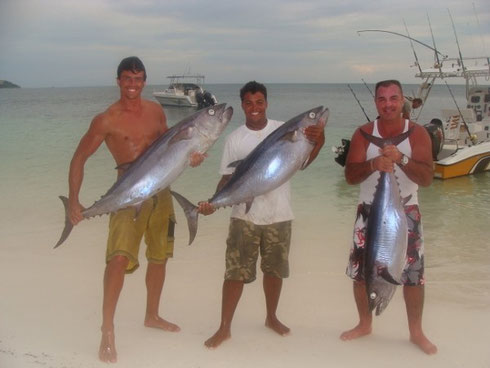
[199,81,325,349]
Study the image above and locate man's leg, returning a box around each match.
[99,255,129,363]
[144,260,180,332]
[403,285,437,354]
[263,274,290,335]
[204,279,244,349]
[340,280,373,341]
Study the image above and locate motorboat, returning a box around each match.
[153,74,217,109]
[334,20,490,180]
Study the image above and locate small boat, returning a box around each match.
[153,74,218,109]
[334,17,490,180]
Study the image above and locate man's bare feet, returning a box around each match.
[410,332,438,355]
[339,323,372,341]
[265,317,290,336]
[204,328,231,349]
[99,330,117,363]
[144,316,181,332]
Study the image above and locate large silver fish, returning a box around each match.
[360,128,413,315]
[54,103,233,248]
[171,106,329,244]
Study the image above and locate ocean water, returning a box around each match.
[0,83,488,307]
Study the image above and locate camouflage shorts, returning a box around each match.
[224,218,292,283]
[346,203,425,286]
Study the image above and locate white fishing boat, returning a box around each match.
[409,53,490,179]
[335,17,490,180]
[153,74,217,109]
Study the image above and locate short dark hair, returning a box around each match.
[117,56,147,81]
[240,81,267,101]
[375,79,403,97]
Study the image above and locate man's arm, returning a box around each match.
[344,126,376,185]
[68,115,107,224]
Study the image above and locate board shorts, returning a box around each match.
[106,188,175,273]
[224,218,292,283]
[346,203,425,286]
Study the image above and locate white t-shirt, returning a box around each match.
[219,119,294,225]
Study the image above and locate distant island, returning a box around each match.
[0,80,20,88]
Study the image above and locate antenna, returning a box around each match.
[472,3,487,58]
[403,19,422,74]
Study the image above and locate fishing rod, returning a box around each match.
[444,81,475,145]
[403,19,423,74]
[357,29,448,59]
[448,9,469,98]
[347,84,371,122]
[427,14,443,78]
[361,78,374,97]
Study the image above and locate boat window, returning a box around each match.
[470,96,480,103]
[484,94,490,103]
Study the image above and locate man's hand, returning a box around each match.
[380,144,403,164]
[69,200,85,225]
[189,152,207,167]
[198,201,216,216]
[304,124,325,144]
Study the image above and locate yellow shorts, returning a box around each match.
[106,188,175,273]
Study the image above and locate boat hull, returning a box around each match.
[434,142,490,179]
[153,93,197,107]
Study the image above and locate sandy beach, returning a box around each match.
[1,84,489,367]
[1,202,489,368]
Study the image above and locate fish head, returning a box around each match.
[367,277,397,316]
[297,106,329,129]
[193,103,233,141]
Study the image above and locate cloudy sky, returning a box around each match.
[1,0,489,88]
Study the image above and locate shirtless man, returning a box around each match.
[68,56,203,363]
[340,79,437,355]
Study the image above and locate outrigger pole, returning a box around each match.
[448,9,470,100]
[347,84,371,122]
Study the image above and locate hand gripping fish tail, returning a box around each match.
[170,191,199,245]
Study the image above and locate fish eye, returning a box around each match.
[309,112,316,119]
[369,292,377,300]
[208,109,215,116]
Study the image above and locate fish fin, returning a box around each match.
[170,191,199,245]
[380,268,402,285]
[54,196,74,248]
[244,199,254,214]
[402,194,412,206]
[280,130,299,142]
[360,127,414,148]
[227,160,242,168]
[115,162,132,171]
[169,127,193,144]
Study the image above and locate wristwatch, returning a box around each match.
[400,154,409,166]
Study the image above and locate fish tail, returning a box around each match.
[170,190,199,245]
[54,196,74,248]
